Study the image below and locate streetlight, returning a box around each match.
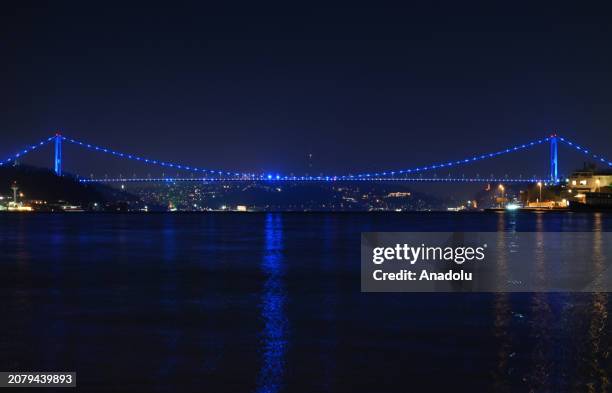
[596,179,601,193]
[498,184,505,207]
[537,182,542,204]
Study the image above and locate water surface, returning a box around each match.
[0,212,610,392]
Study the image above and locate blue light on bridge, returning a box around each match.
[3,133,612,180]
[0,135,55,167]
[78,177,550,184]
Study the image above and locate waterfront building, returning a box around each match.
[567,166,612,208]
[568,168,612,194]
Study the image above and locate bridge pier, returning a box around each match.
[54,132,62,176]
[550,134,558,183]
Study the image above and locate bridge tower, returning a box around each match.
[549,133,558,183]
[54,132,62,176]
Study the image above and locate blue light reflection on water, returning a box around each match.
[257,213,288,393]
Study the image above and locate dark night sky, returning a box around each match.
[1,2,611,177]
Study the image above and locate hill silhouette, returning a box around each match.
[0,165,133,206]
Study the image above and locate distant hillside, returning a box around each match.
[131,181,446,211]
[0,165,135,205]
[220,183,444,210]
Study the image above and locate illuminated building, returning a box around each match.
[568,169,612,194]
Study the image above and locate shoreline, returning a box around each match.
[0,209,608,214]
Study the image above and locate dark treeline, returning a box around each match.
[0,165,132,206]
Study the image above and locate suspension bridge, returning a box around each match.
[1,132,610,184]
